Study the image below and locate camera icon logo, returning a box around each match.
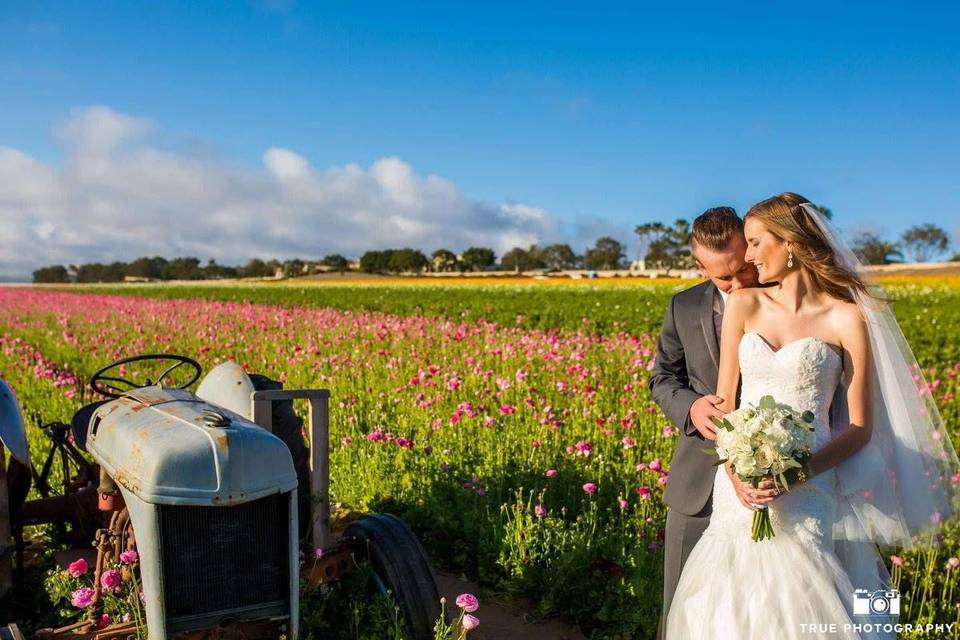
[852,589,900,616]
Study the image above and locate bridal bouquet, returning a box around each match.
[711,395,816,542]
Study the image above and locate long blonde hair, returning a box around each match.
[745,192,871,303]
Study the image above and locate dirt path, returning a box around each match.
[435,571,587,640]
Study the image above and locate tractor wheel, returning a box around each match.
[344,513,443,640]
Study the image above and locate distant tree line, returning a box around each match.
[31,213,957,283]
[33,254,351,283]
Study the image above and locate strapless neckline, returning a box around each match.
[743,331,842,361]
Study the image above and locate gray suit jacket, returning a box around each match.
[649,280,724,516]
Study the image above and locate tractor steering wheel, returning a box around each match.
[90,354,202,399]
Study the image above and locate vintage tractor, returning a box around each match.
[0,354,442,639]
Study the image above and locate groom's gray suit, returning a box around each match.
[649,279,729,625]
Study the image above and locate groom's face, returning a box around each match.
[693,234,758,293]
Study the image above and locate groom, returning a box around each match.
[649,207,760,634]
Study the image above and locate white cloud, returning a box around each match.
[0,106,560,278]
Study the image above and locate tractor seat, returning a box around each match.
[70,400,110,451]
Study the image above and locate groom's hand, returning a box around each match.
[689,395,724,440]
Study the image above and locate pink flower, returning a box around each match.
[619,499,629,510]
[101,569,122,592]
[545,469,558,478]
[499,404,516,416]
[621,436,635,449]
[98,614,111,629]
[636,486,652,499]
[119,550,138,565]
[890,555,905,567]
[657,474,669,486]
[455,593,480,612]
[582,482,598,494]
[462,614,480,631]
[947,557,960,569]
[531,439,541,449]
[314,547,325,559]
[71,587,95,609]
[930,511,942,525]
[68,558,88,578]
[648,459,662,472]
[341,436,352,445]
[574,440,593,457]
[534,504,547,518]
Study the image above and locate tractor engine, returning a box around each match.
[86,386,300,639]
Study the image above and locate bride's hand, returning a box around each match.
[754,477,785,504]
[725,463,762,511]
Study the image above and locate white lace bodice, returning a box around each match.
[704,332,844,552]
[739,332,844,451]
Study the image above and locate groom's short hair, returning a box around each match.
[691,207,744,252]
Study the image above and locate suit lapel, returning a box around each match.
[699,281,720,370]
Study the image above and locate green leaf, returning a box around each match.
[711,458,729,467]
[759,395,777,411]
[778,473,790,491]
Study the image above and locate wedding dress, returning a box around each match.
[665,331,894,640]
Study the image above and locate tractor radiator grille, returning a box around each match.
[159,493,290,625]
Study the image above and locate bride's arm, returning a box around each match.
[804,308,874,476]
[716,290,766,510]
[715,290,751,413]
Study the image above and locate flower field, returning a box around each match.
[2,278,960,639]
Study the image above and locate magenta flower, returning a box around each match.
[68,558,88,578]
[636,486,652,499]
[101,569,122,592]
[534,504,547,518]
[582,482,597,494]
[621,436,635,449]
[499,404,516,416]
[649,459,662,472]
[574,440,593,457]
[455,592,480,612]
[98,614,111,629]
[619,499,629,510]
[314,547,325,559]
[545,469,558,478]
[119,550,138,565]
[462,614,480,631]
[71,587,95,609]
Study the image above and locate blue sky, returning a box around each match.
[1,1,958,276]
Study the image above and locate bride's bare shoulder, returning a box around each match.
[826,300,868,344]
[727,287,766,309]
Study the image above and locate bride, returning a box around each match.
[665,193,957,639]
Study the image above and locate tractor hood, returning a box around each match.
[86,386,298,506]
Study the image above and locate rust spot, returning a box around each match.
[217,434,229,448]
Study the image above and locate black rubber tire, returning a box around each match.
[344,513,443,640]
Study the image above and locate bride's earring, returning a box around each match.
[787,251,794,268]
